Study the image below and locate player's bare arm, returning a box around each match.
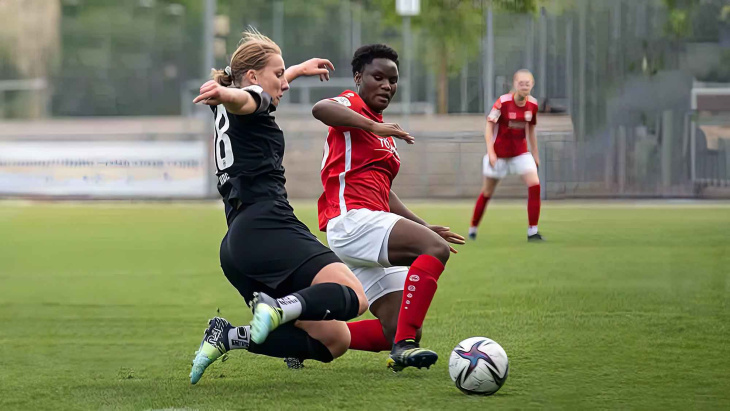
[388,189,427,225]
[389,190,465,252]
[312,100,415,144]
[527,123,539,168]
[485,121,497,167]
[193,80,259,115]
[285,58,335,83]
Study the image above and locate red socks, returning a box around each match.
[394,255,445,343]
[528,184,541,226]
[347,319,391,352]
[349,255,446,348]
[471,194,490,227]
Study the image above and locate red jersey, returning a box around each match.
[317,90,401,231]
[487,93,538,158]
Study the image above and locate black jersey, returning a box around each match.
[211,85,287,217]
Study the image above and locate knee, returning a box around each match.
[340,270,368,316]
[524,172,540,187]
[312,322,350,359]
[318,263,368,317]
[348,283,368,316]
[327,338,349,359]
[356,291,369,316]
[424,240,450,265]
[342,282,368,318]
[327,324,351,359]
[482,186,494,197]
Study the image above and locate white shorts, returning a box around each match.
[483,152,537,179]
[350,266,409,306]
[326,209,407,305]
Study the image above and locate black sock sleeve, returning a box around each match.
[292,283,360,321]
[248,324,334,363]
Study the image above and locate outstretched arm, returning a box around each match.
[193,81,259,115]
[312,100,415,144]
[312,99,375,130]
[389,190,465,252]
[285,58,334,84]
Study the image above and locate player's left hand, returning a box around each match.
[427,225,466,253]
[296,58,335,81]
[532,153,540,169]
[193,80,229,105]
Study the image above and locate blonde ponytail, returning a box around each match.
[211,66,234,87]
[211,28,281,88]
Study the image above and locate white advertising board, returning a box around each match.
[0,141,209,197]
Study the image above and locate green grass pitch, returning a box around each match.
[0,200,728,410]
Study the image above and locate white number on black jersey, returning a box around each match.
[214,106,234,171]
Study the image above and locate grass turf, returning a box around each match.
[0,200,728,410]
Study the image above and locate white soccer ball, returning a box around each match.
[449,337,509,395]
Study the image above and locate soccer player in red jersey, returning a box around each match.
[469,69,544,241]
[312,44,465,371]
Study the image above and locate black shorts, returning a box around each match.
[219,199,341,305]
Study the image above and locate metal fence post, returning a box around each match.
[539,7,547,101]
[202,0,216,79]
[618,125,627,194]
[460,65,468,113]
[566,17,573,115]
[661,110,673,194]
[483,6,494,114]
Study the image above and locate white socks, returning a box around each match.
[228,326,250,350]
[276,295,303,323]
[528,226,538,236]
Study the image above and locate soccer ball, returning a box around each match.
[449,337,509,395]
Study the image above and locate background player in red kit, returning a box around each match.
[312,44,465,371]
[469,69,544,241]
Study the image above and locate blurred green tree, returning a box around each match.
[369,0,570,113]
[54,0,201,116]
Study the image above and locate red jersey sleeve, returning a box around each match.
[328,90,365,114]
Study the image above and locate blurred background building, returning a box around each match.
[1,0,729,199]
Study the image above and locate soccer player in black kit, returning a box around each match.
[189,30,368,384]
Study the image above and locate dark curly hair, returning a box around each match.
[351,44,399,76]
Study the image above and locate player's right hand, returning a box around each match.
[297,58,335,81]
[488,152,498,168]
[193,80,229,106]
[369,123,415,145]
[427,225,466,253]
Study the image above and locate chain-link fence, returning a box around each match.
[3,1,729,121]
[1,0,729,198]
